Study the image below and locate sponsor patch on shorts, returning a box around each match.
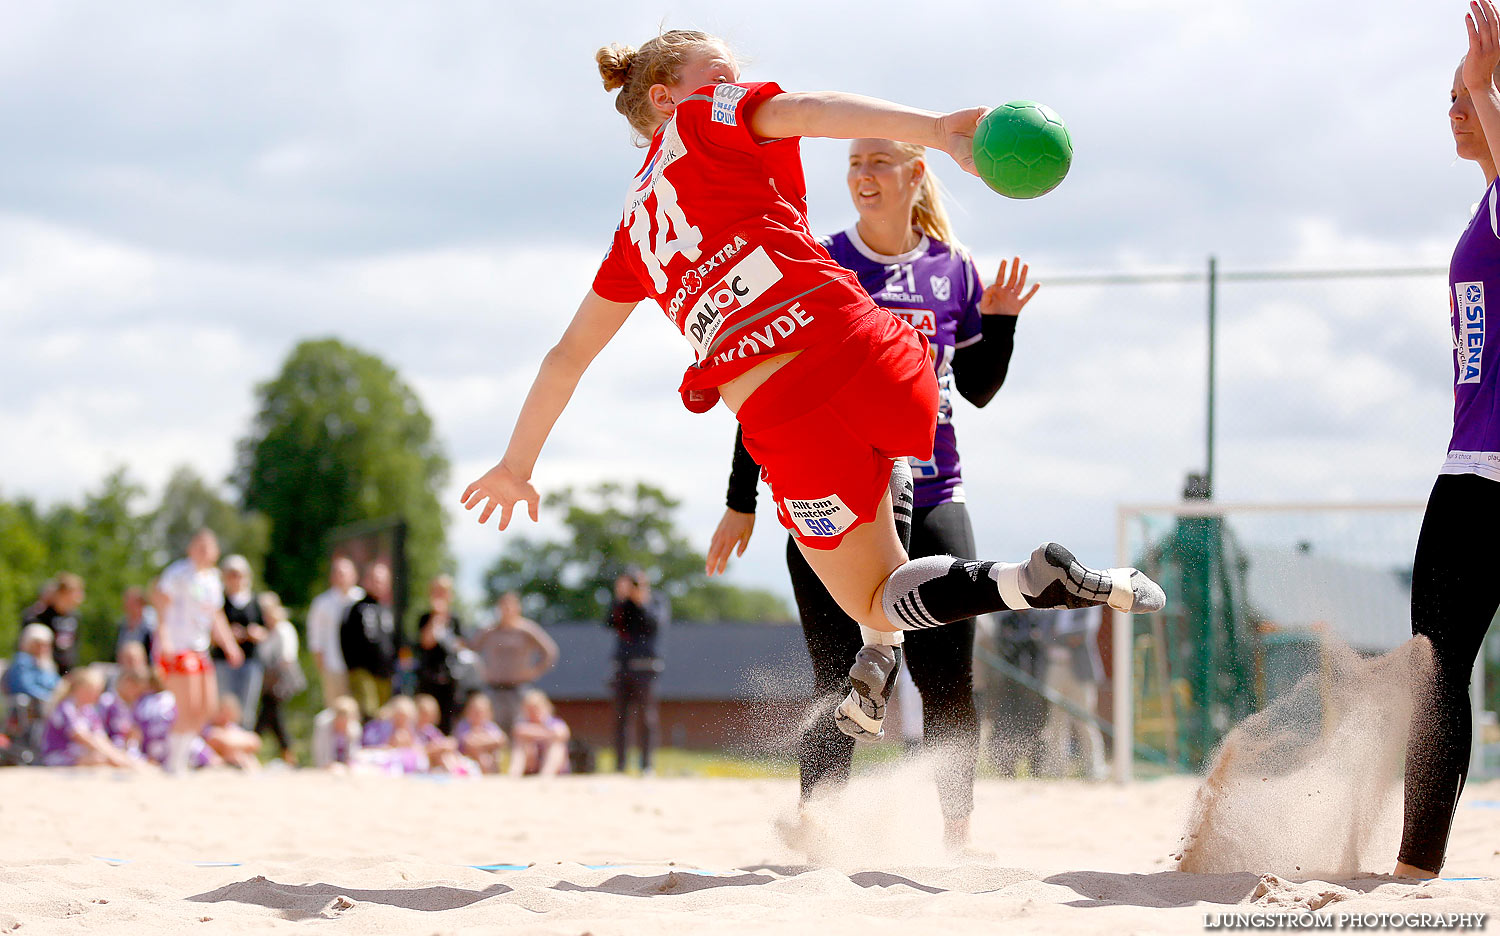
[785,494,858,538]
[711,84,749,126]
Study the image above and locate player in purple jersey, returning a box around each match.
[707,137,1037,852]
[1395,0,1500,879]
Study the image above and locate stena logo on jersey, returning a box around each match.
[1456,280,1486,384]
[785,494,857,539]
[930,275,952,302]
[711,83,749,126]
[685,246,783,360]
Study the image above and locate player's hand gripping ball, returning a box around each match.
[972,101,1072,199]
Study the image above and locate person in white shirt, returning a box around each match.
[305,557,362,705]
[151,529,242,773]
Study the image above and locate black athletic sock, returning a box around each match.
[889,459,913,554]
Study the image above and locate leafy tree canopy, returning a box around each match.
[234,338,450,620]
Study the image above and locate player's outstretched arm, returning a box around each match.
[462,291,637,530]
[1465,0,1500,169]
[752,92,987,177]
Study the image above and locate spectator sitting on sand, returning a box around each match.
[311,696,362,769]
[39,665,136,768]
[357,695,427,774]
[98,678,139,754]
[204,695,261,769]
[414,693,477,775]
[454,692,507,774]
[113,641,149,687]
[508,688,570,777]
[5,624,61,705]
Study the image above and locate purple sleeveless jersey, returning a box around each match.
[1444,180,1500,482]
[820,228,984,508]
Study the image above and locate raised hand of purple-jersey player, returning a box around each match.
[1465,0,1500,94]
[979,257,1040,317]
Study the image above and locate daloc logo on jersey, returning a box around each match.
[1456,280,1486,385]
[684,246,783,360]
[930,275,951,302]
[711,84,749,126]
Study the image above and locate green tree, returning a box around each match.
[482,482,791,624]
[0,495,48,654]
[151,466,270,573]
[234,338,450,619]
[32,469,157,663]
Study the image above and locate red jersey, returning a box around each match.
[591,81,878,412]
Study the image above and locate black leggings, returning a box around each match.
[1399,473,1500,872]
[614,670,660,772]
[790,500,980,821]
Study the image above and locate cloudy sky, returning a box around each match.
[0,1,1477,608]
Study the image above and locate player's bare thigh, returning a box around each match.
[793,483,908,631]
[717,350,801,413]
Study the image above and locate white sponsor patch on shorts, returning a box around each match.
[785,494,858,538]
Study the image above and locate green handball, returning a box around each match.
[972,101,1072,199]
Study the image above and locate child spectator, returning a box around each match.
[114,641,149,684]
[414,693,477,775]
[204,695,261,769]
[508,688,570,777]
[5,624,60,704]
[454,692,507,774]
[311,696,362,769]
[98,680,139,754]
[357,695,427,774]
[39,665,134,768]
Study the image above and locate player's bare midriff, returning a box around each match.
[717,349,803,413]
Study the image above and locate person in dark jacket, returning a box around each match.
[606,567,665,774]
[341,561,400,720]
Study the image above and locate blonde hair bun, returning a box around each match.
[596,43,637,92]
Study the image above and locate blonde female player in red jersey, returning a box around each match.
[461,29,1165,743]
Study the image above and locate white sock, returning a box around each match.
[859,625,904,647]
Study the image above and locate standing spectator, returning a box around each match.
[1039,607,1107,780]
[255,592,304,766]
[116,585,157,662]
[306,557,362,706]
[340,561,399,720]
[606,568,665,775]
[22,573,84,674]
[415,575,464,732]
[471,591,558,735]
[153,528,242,773]
[217,555,267,728]
[5,624,60,704]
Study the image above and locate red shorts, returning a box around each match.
[737,308,939,550]
[159,650,210,676]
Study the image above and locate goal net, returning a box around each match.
[1110,501,1495,781]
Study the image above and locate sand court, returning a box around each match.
[2,768,1498,934]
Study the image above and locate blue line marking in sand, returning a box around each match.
[1465,800,1500,810]
[1441,876,1491,881]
